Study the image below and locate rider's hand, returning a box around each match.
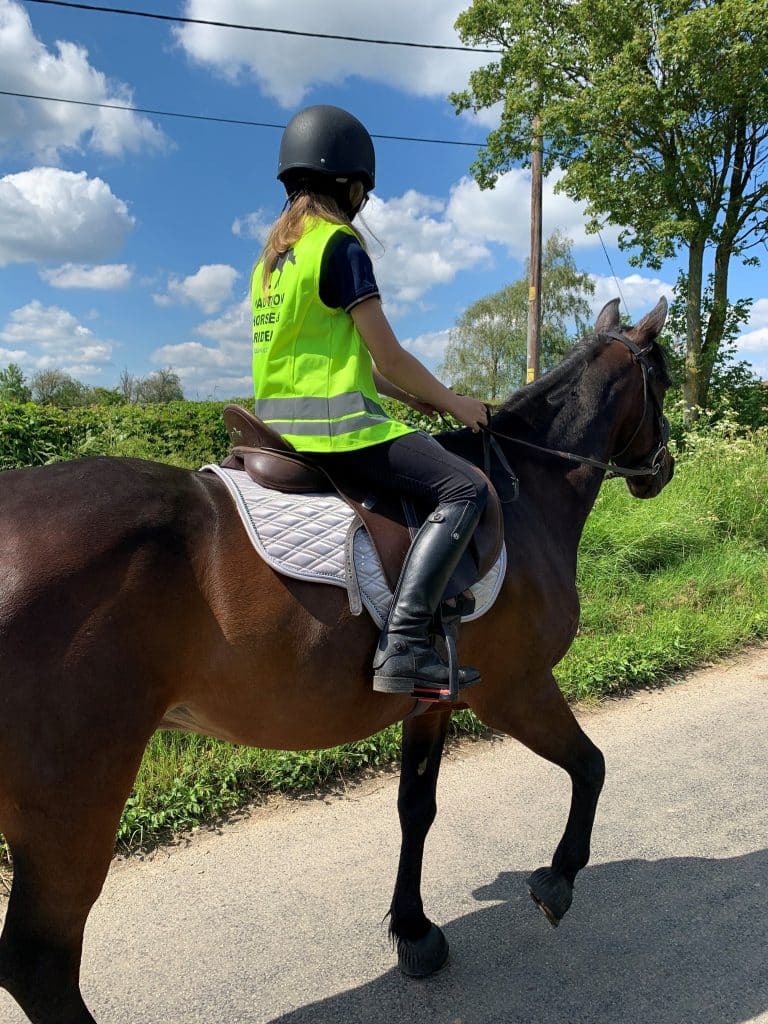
[445,394,488,433]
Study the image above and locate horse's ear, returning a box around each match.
[631,297,668,343]
[594,298,621,334]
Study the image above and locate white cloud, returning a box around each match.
[589,274,673,321]
[151,297,252,397]
[0,0,165,161]
[0,345,26,362]
[174,0,484,108]
[401,328,452,362]
[355,169,622,315]
[39,262,132,289]
[447,169,621,259]
[232,210,273,243]
[466,100,504,131]
[154,264,240,314]
[361,191,490,311]
[746,297,768,331]
[0,300,113,377]
[0,167,134,267]
[736,327,768,354]
[731,298,768,377]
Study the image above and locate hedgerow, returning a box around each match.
[0,400,231,470]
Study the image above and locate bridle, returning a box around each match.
[480,329,670,498]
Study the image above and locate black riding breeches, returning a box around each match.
[311,430,489,513]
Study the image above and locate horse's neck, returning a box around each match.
[511,389,616,508]
[442,375,622,555]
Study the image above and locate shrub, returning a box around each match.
[0,400,231,471]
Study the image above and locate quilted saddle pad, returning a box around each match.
[203,465,506,629]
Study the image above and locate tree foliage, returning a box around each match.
[439,230,593,398]
[3,365,187,408]
[661,274,768,428]
[134,367,184,404]
[0,363,31,403]
[31,369,90,408]
[451,0,768,419]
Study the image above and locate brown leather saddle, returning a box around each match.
[220,405,504,596]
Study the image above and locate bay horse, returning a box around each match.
[0,297,673,1023]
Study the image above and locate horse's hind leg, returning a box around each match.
[0,717,153,1023]
[475,673,605,927]
[388,709,452,977]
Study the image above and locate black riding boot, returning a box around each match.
[372,500,482,699]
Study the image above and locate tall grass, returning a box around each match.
[1,424,766,867]
[557,423,768,698]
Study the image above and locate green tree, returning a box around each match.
[0,363,31,403]
[30,369,89,408]
[135,367,184,404]
[439,230,593,399]
[118,367,138,403]
[661,273,768,428]
[451,0,768,421]
[88,386,126,406]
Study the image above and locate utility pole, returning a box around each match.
[526,112,543,383]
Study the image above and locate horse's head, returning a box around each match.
[592,297,674,499]
[476,297,675,502]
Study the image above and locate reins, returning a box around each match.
[479,329,669,485]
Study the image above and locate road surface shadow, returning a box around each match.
[269,850,768,1024]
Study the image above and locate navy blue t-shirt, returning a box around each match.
[319,231,380,312]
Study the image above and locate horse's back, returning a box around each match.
[0,456,212,671]
[0,456,203,566]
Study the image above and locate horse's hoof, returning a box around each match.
[396,923,449,977]
[527,867,573,927]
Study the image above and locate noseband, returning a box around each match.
[481,329,670,483]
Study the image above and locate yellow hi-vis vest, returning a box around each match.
[252,219,414,453]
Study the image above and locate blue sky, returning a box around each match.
[1,0,767,399]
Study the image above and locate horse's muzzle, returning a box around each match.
[627,449,675,499]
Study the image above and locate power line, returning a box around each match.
[598,228,626,319]
[0,89,486,147]
[25,0,504,54]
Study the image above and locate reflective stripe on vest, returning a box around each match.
[264,412,392,437]
[254,392,387,423]
[251,219,414,453]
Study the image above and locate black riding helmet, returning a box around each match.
[277,105,375,201]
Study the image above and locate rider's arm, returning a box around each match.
[371,369,436,414]
[371,368,411,403]
[351,298,487,432]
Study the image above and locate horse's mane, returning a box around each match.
[494,335,600,429]
[440,328,668,465]
[494,331,669,428]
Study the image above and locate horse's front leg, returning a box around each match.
[388,708,452,977]
[472,672,605,927]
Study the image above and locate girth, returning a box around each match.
[220,405,504,594]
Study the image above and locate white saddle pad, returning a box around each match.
[203,465,506,628]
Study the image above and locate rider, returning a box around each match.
[252,104,489,701]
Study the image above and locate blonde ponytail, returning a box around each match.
[257,189,367,294]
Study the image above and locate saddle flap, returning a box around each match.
[350,474,504,594]
[471,477,504,579]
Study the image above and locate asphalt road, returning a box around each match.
[2,646,768,1024]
